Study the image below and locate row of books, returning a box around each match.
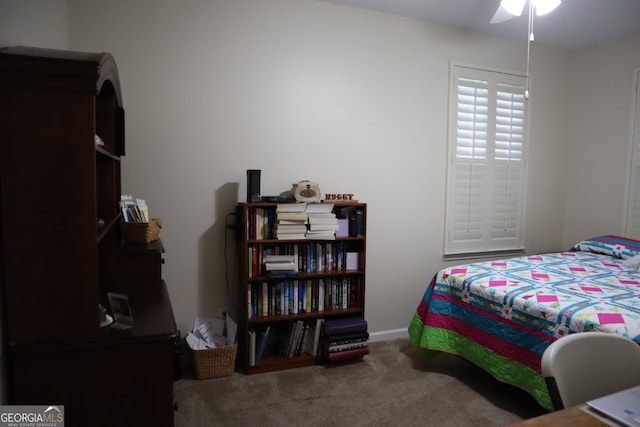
[320,316,369,362]
[248,316,369,366]
[248,319,324,366]
[248,203,363,240]
[247,241,358,278]
[247,277,362,318]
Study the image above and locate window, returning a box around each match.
[444,65,528,258]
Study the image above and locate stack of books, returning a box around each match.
[275,204,308,239]
[320,316,369,362]
[306,203,338,240]
[263,254,297,278]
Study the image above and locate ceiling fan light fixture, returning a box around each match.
[500,0,526,16]
[533,0,561,16]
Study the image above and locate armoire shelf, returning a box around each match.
[0,46,176,427]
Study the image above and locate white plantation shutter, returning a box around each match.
[444,66,528,256]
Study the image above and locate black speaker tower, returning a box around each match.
[247,169,261,202]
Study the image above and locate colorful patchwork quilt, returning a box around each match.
[408,235,640,411]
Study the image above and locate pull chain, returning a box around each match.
[525,0,534,99]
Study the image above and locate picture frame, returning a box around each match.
[107,292,134,329]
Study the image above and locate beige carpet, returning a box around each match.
[173,338,547,427]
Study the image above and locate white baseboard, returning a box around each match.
[368,328,409,342]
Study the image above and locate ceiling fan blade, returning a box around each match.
[490,5,514,24]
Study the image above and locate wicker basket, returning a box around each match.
[120,218,162,243]
[191,343,237,379]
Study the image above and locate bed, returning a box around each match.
[408,235,640,411]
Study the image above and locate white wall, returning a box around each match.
[62,0,573,337]
[0,0,67,49]
[563,35,640,247]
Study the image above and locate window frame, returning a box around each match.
[443,64,529,260]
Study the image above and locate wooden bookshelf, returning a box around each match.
[236,202,367,374]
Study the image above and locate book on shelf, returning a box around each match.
[322,331,369,346]
[264,254,297,272]
[307,213,338,225]
[312,318,324,357]
[264,262,297,271]
[326,340,368,353]
[262,282,268,316]
[325,345,369,362]
[298,322,311,357]
[254,326,270,366]
[248,330,256,367]
[336,219,349,238]
[346,252,359,271]
[276,203,307,213]
[275,224,307,231]
[300,322,314,356]
[283,321,299,359]
[267,270,298,278]
[263,254,296,263]
[277,230,308,239]
[348,210,365,237]
[276,233,307,240]
[278,219,308,225]
[305,203,334,214]
[287,320,306,358]
[307,223,340,231]
[276,212,308,221]
[305,231,336,240]
[323,316,368,336]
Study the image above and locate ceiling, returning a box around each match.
[319,0,640,50]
